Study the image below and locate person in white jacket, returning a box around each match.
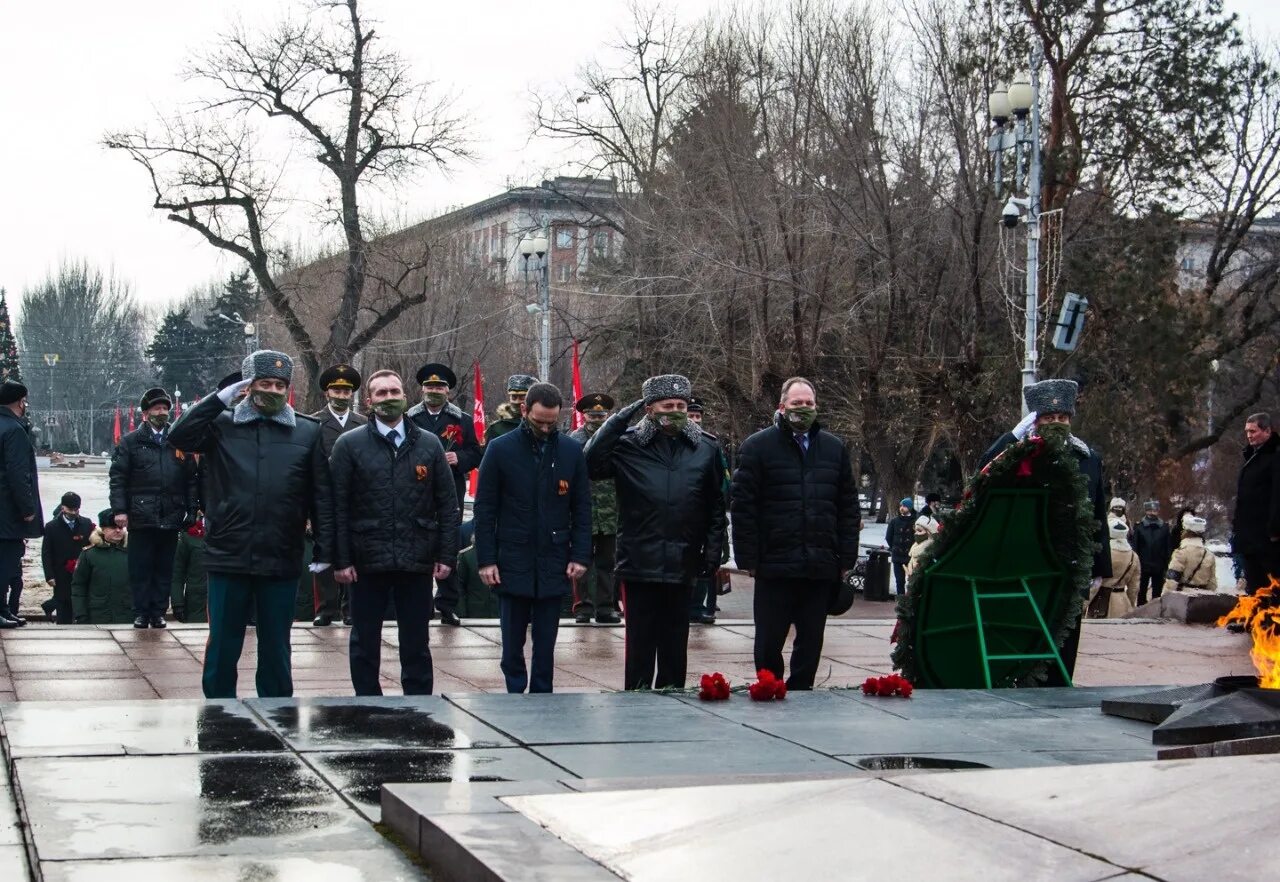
[1163,514,1218,594]
[1088,519,1140,617]
[904,515,940,582]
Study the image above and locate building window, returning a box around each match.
[593,230,609,259]
[557,263,572,282]
[556,227,575,249]
[1179,256,1197,271]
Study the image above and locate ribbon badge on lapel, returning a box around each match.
[416,465,428,481]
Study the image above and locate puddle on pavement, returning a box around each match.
[269,702,478,748]
[194,703,286,753]
[317,749,507,806]
[197,754,344,844]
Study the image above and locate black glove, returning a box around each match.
[181,510,198,530]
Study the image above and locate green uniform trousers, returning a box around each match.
[203,572,297,698]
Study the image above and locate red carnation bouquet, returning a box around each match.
[748,669,787,701]
[440,424,462,451]
[862,673,913,698]
[698,672,731,701]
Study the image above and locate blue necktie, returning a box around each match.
[796,433,809,454]
[388,428,401,447]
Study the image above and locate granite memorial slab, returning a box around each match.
[891,754,1279,882]
[248,695,511,751]
[534,734,856,779]
[504,777,1122,882]
[38,850,425,882]
[0,700,283,757]
[16,753,383,861]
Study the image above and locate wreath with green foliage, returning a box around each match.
[890,434,1096,687]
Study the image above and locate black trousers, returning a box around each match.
[314,567,348,620]
[753,577,831,690]
[622,581,692,690]
[891,561,907,595]
[348,571,433,696]
[434,570,460,615]
[572,533,619,616]
[128,528,178,617]
[52,573,75,624]
[498,593,562,693]
[1137,569,1163,606]
[0,540,22,618]
[1242,548,1280,595]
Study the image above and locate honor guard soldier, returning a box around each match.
[407,362,482,625]
[310,364,367,625]
[568,393,621,624]
[487,374,538,443]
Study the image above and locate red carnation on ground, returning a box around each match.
[698,672,731,701]
[748,668,786,701]
[861,673,913,698]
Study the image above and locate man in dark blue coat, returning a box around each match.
[0,380,41,629]
[474,383,592,693]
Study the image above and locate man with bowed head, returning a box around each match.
[169,351,334,698]
[584,374,727,690]
[330,369,459,695]
[474,383,592,693]
[731,377,861,690]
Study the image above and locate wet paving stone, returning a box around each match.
[249,695,512,751]
[18,753,381,861]
[0,701,283,757]
[308,746,570,818]
[39,850,424,881]
[536,733,854,779]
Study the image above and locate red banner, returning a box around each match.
[128,407,135,433]
[469,362,485,500]
[571,339,585,430]
[287,386,295,409]
[172,397,181,419]
[112,406,122,445]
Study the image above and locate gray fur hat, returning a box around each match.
[242,350,294,385]
[507,374,538,393]
[1023,378,1078,416]
[642,374,692,405]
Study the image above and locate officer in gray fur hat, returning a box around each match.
[583,374,727,690]
[978,378,1110,683]
[169,350,335,698]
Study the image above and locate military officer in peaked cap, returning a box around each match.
[978,378,1110,684]
[486,374,540,444]
[407,362,481,625]
[310,364,368,626]
[569,393,621,624]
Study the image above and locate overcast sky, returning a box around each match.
[1,0,1275,313]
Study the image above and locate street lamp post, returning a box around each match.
[519,233,551,381]
[218,312,258,355]
[988,45,1045,415]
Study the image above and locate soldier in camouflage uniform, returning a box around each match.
[687,397,732,624]
[569,393,621,624]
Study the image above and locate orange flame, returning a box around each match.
[1217,576,1280,689]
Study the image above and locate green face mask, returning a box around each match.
[784,406,817,433]
[252,390,287,416]
[423,391,447,408]
[652,411,688,436]
[373,398,407,420]
[584,419,605,436]
[147,412,171,430]
[327,394,351,412]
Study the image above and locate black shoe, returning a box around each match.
[698,614,716,625]
[133,616,149,629]
[595,612,621,625]
[438,610,461,627]
[149,615,166,629]
[575,611,592,624]
[1,612,25,627]
[342,616,352,626]
[313,615,333,626]
[0,616,17,629]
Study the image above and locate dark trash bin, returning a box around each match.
[864,549,892,601]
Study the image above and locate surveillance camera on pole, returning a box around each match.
[1001,198,1022,229]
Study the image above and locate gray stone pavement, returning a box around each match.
[0,617,1257,702]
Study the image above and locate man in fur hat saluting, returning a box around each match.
[109,387,197,628]
[407,362,481,626]
[584,374,727,690]
[978,378,1110,683]
[169,351,335,698]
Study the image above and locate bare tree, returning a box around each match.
[105,0,468,395]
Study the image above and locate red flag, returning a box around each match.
[172,397,181,419]
[288,386,296,408]
[128,407,135,432]
[571,339,585,430]
[469,362,485,499]
[112,406,122,445]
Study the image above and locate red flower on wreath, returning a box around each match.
[698,672,731,701]
[440,424,463,451]
[748,668,787,701]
